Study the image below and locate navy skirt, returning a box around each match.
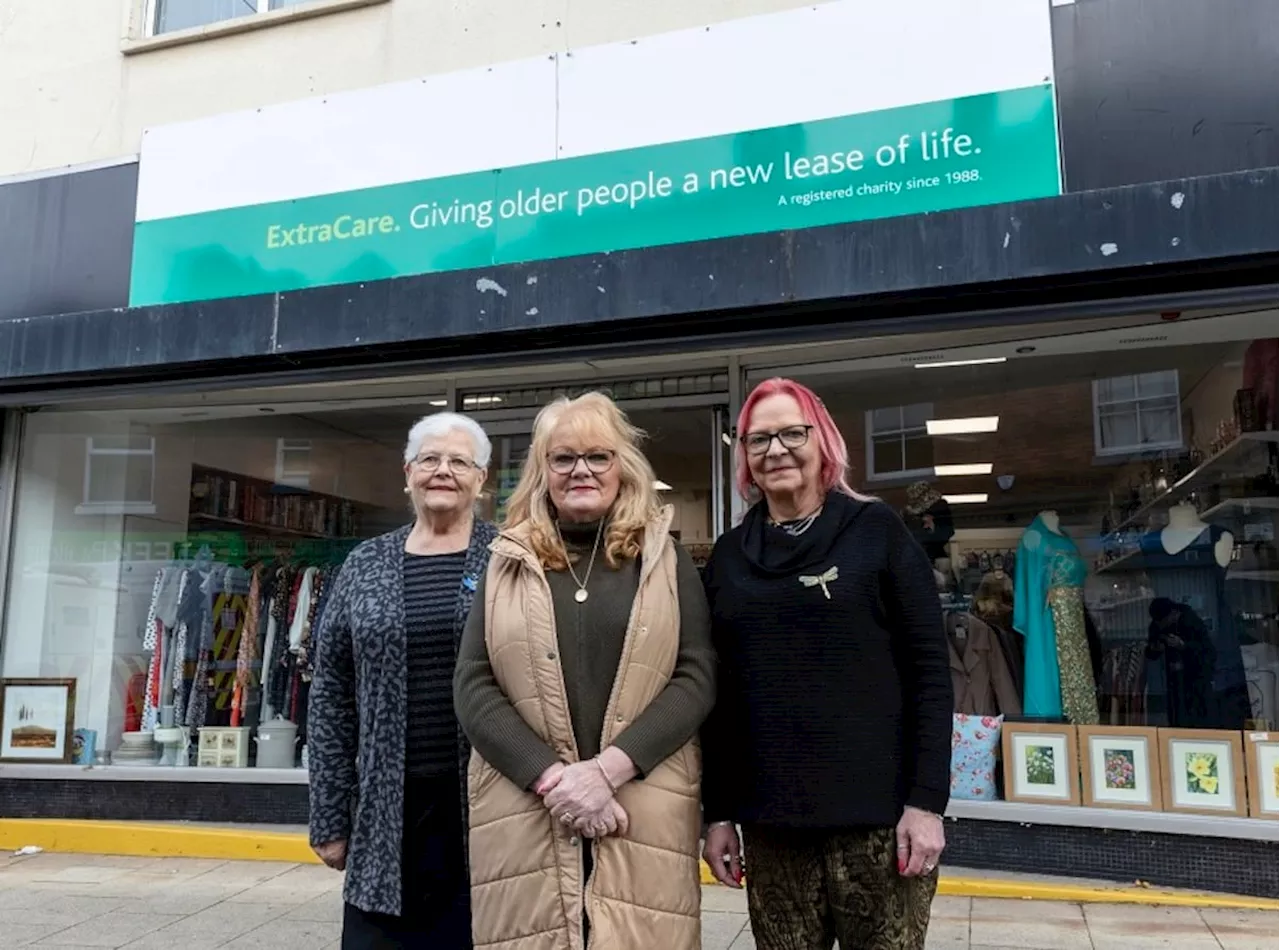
[342,773,471,950]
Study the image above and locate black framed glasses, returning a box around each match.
[741,425,813,456]
[412,453,479,476]
[547,449,617,475]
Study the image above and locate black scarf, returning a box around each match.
[739,489,871,577]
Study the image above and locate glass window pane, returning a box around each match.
[1137,370,1178,396]
[1140,406,1179,445]
[1097,376,1135,403]
[903,403,933,429]
[1099,409,1139,449]
[871,408,901,432]
[902,434,934,472]
[155,0,256,34]
[872,435,904,473]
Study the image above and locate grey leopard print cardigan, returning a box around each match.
[307,520,498,916]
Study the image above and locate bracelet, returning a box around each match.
[706,820,735,830]
[593,755,618,793]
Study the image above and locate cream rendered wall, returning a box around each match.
[0,0,824,177]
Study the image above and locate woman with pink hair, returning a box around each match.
[700,378,953,950]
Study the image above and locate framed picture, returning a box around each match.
[1001,722,1080,805]
[1243,731,1279,819]
[0,678,76,763]
[1077,726,1163,810]
[1156,728,1247,817]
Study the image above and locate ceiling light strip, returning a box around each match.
[926,416,1000,435]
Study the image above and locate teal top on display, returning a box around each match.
[1013,513,1087,718]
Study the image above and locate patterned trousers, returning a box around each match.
[742,825,937,950]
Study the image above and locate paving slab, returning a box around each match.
[0,853,1271,950]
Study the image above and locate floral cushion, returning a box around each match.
[950,714,1004,801]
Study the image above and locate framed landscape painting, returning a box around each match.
[1244,731,1278,819]
[1077,726,1162,810]
[0,678,76,763]
[1157,728,1247,818]
[1002,722,1080,805]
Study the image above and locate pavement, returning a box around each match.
[0,851,1274,950]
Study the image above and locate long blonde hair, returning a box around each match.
[504,392,663,570]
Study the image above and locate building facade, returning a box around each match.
[0,0,1277,897]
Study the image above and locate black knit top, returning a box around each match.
[700,491,953,828]
[403,550,466,777]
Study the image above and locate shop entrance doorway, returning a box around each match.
[475,400,732,569]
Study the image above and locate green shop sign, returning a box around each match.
[129,85,1061,307]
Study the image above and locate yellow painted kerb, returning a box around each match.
[3,819,1275,912]
[0,819,319,864]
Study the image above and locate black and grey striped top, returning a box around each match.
[403,550,466,777]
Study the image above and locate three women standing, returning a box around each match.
[309,412,497,949]
[455,392,715,950]
[701,378,953,950]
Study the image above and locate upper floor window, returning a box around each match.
[77,436,156,516]
[151,0,315,35]
[275,438,312,489]
[1092,370,1183,456]
[866,403,934,479]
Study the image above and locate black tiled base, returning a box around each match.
[0,778,308,825]
[3,780,1275,898]
[945,817,1278,899]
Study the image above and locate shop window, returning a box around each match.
[1092,370,1183,456]
[866,403,935,480]
[275,438,312,489]
[77,435,156,516]
[150,0,314,35]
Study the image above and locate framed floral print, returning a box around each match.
[1243,731,1278,819]
[0,678,76,763]
[1077,726,1162,811]
[1001,722,1080,805]
[1156,728,1247,817]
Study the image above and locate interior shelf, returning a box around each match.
[1107,431,1278,536]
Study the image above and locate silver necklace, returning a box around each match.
[557,520,604,604]
[770,506,823,537]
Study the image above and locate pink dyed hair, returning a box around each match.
[734,377,873,502]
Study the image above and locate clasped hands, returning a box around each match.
[535,749,636,839]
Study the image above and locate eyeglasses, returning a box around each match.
[412,453,479,476]
[547,450,617,475]
[741,425,813,456]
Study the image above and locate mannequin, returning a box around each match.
[1160,503,1233,566]
[1014,511,1100,723]
[1137,503,1248,727]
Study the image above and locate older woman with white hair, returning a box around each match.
[309,411,498,950]
[454,391,715,950]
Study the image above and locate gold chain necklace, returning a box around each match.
[557,519,604,604]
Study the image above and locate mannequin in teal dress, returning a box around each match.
[1013,511,1100,723]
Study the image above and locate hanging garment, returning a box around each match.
[1137,526,1250,728]
[946,613,1022,716]
[1014,516,1099,722]
[1045,563,1101,725]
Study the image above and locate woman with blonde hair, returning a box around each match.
[454,391,715,950]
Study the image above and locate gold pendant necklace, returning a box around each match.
[558,520,604,604]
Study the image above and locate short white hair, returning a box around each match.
[404,412,492,468]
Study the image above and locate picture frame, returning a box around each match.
[1156,728,1247,817]
[1001,722,1080,805]
[1077,726,1163,811]
[0,678,77,764]
[1243,731,1278,819]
